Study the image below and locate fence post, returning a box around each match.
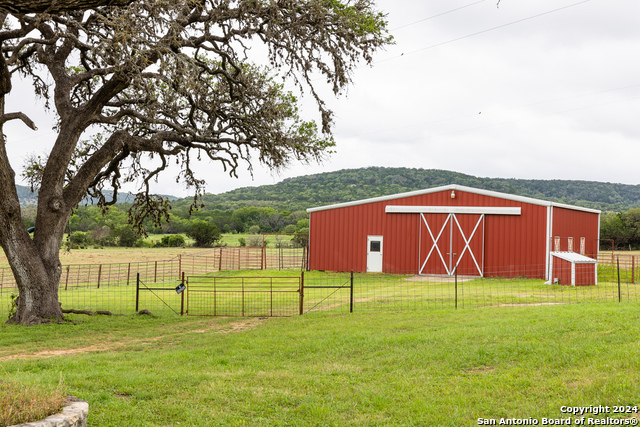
[633,256,636,285]
[455,266,458,309]
[350,270,354,313]
[302,245,306,271]
[299,271,305,315]
[65,265,70,291]
[617,256,621,303]
[154,261,158,283]
[179,255,182,279]
[126,263,131,286]
[97,264,102,289]
[180,271,185,316]
[135,273,140,312]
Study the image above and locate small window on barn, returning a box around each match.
[370,241,381,252]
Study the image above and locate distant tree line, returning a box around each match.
[189,167,640,213]
[600,208,640,250]
[20,204,309,248]
[19,173,640,250]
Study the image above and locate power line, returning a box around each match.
[378,0,593,64]
[390,0,487,31]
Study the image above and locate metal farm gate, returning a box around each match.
[183,273,355,317]
[185,275,303,317]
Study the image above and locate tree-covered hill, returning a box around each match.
[180,167,640,213]
[16,187,177,207]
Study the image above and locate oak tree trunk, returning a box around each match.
[5,250,64,325]
[0,97,65,325]
[0,179,64,325]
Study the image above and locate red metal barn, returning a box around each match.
[306,185,600,281]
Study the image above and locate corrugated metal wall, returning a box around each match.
[551,207,600,258]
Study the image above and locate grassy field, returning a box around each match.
[1,304,640,426]
[0,234,297,269]
[0,246,209,270]
[2,249,640,424]
[142,232,293,247]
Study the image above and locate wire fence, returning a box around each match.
[0,246,307,318]
[1,250,639,319]
[185,275,302,317]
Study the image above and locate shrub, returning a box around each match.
[7,293,17,320]
[187,221,221,247]
[295,219,309,232]
[69,231,89,245]
[293,228,309,247]
[114,226,139,247]
[160,234,186,247]
[246,234,263,247]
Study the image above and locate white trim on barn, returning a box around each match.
[385,206,521,215]
[307,184,601,214]
[552,251,597,263]
[546,205,553,282]
[418,212,486,276]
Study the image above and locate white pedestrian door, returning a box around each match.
[367,235,383,273]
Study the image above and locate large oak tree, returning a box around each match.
[0,0,391,325]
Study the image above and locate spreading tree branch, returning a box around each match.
[0,0,135,14]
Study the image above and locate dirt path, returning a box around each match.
[0,317,268,361]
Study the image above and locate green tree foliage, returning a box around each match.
[69,231,89,245]
[157,235,185,247]
[186,221,221,248]
[34,166,640,248]
[64,203,309,247]
[600,208,640,250]
[113,226,140,247]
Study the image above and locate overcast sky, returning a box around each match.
[5,0,640,197]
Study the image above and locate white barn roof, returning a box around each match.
[307,184,601,214]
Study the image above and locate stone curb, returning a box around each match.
[9,397,88,427]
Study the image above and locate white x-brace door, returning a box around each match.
[419,213,485,276]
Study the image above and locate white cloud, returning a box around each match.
[5,0,640,197]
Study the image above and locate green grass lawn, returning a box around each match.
[2,303,640,426]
